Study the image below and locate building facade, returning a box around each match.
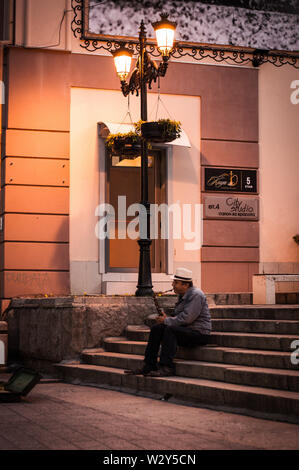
[0,0,299,311]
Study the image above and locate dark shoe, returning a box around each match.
[124,365,156,376]
[147,366,175,377]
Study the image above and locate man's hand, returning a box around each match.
[156,311,166,324]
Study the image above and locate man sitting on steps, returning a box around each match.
[125,267,212,377]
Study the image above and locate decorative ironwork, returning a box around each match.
[71,0,83,39]
[171,44,253,66]
[120,52,168,98]
[71,0,299,68]
[251,49,299,68]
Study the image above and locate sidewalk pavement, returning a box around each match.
[0,373,298,451]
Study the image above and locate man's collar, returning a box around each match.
[181,285,194,300]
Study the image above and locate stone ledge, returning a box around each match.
[8,293,252,309]
[9,295,177,309]
[7,291,299,314]
[6,297,164,370]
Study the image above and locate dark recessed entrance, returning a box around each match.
[106,149,166,273]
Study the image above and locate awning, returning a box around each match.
[98,122,191,148]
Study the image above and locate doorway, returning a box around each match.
[106,149,166,273]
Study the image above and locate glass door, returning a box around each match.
[106,149,166,272]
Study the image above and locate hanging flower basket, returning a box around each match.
[141,119,181,143]
[106,131,142,156]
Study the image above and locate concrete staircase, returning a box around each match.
[55,305,299,424]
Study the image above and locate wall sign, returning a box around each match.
[204,195,259,220]
[204,168,257,193]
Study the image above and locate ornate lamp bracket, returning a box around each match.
[120,52,169,98]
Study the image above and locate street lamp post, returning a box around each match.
[111,14,176,296]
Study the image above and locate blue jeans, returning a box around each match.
[144,323,210,369]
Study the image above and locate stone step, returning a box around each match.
[212,332,297,352]
[103,338,297,370]
[125,325,298,351]
[209,306,299,320]
[81,350,299,392]
[55,362,299,424]
[211,319,299,335]
[147,316,299,335]
[156,294,299,307]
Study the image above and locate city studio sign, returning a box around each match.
[204,195,259,220]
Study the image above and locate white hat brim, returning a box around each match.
[172,275,192,281]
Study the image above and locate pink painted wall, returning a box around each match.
[1,42,259,299]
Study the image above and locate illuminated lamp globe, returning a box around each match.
[112,46,133,81]
[152,13,177,57]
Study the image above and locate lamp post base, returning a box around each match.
[135,239,154,297]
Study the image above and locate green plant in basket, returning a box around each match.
[105,131,141,150]
[106,122,153,155]
[141,118,181,143]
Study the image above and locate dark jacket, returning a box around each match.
[164,286,211,335]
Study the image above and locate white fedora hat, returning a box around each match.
[172,267,193,282]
